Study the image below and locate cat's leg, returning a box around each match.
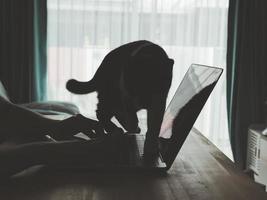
[144,94,167,159]
[114,110,141,133]
[96,106,124,134]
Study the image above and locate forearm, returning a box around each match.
[0,140,106,177]
[2,103,59,140]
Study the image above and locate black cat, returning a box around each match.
[66,40,174,155]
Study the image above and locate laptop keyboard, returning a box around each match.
[110,135,144,166]
[108,134,162,167]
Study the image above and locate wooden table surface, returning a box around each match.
[1,129,267,200]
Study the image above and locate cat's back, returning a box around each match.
[94,40,167,78]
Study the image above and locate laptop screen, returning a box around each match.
[159,64,223,167]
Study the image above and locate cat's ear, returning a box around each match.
[168,58,174,67]
[167,58,174,72]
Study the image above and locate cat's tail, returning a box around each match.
[66,79,96,94]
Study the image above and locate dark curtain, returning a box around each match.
[0,0,47,103]
[227,0,267,169]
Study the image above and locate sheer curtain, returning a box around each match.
[47,0,231,158]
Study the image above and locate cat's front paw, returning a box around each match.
[111,127,125,135]
[136,127,141,133]
[125,126,141,134]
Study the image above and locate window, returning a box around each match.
[47,0,231,159]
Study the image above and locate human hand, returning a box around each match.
[75,114,106,139]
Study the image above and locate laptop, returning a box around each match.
[67,64,223,172]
